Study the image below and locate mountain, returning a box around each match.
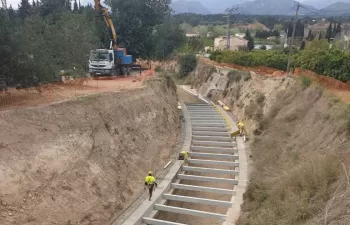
[171,0,211,14]
[197,0,247,14]
[233,0,317,15]
[319,2,350,15]
[302,0,350,10]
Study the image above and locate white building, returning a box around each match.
[214,36,248,51]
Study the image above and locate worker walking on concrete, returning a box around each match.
[237,122,245,136]
[144,171,157,201]
[178,151,189,163]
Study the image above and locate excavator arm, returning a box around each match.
[94,0,118,50]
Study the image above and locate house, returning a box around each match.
[214,36,248,51]
[235,33,245,39]
[185,33,200,38]
[207,32,214,37]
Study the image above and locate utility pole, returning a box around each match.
[286,2,300,75]
[224,7,238,50]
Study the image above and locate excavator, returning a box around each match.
[89,0,147,77]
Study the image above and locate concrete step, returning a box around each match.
[192,131,230,137]
[192,123,227,128]
[189,152,239,160]
[192,135,232,142]
[191,146,237,154]
[171,183,236,195]
[192,127,230,132]
[190,118,225,122]
[191,118,225,122]
[182,166,239,175]
[142,218,187,225]
[178,174,239,185]
[154,205,226,220]
[187,159,239,167]
[163,194,233,207]
[192,140,234,148]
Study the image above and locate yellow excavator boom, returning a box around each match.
[94,0,118,50]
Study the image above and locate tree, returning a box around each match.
[318,32,323,40]
[187,36,203,53]
[326,22,333,41]
[260,45,267,50]
[244,29,254,51]
[151,18,186,59]
[18,0,31,19]
[73,0,78,12]
[335,22,342,37]
[307,30,314,41]
[108,0,172,58]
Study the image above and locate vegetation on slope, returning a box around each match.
[210,40,350,82]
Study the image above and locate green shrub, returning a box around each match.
[178,54,197,78]
[210,39,350,83]
[300,75,312,88]
[154,66,162,72]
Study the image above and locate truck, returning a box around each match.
[89,0,140,77]
[89,48,133,76]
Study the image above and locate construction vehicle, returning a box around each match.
[89,0,140,77]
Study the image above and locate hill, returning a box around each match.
[302,0,350,9]
[171,0,211,14]
[319,2,350,15]
[234,0,317,15]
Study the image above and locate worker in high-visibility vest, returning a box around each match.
[178,151,189,162]
[144,171,157,201]
[237,122,245,136]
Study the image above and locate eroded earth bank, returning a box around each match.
[0,78,179,225]
[184,60,350,225]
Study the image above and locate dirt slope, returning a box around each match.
[191,60,350,225]
[0,78,179,225]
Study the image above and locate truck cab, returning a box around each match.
[89,48,133,77]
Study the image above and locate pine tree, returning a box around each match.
[73,0,78,12]
[335,22,342,36]
[32,0,36,7]
[244,29,255,51]
[318,32,323,40]
[287,22,293,37]
[65,0,71,11]
[18,0,31,19]
[326,22,333,41]
[332,23,337,38]
[307,30,312,41]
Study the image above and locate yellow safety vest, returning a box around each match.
[145,176,156,185]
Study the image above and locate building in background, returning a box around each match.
[214,36,248,51]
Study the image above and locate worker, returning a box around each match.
[144,171,157,201]
[237,122,245,136]
[178,151,189,162]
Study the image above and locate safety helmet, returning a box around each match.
[148,171,152,175]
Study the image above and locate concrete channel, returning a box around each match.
[120,100,246,225]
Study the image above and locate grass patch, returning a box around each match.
[300,75,312,88]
